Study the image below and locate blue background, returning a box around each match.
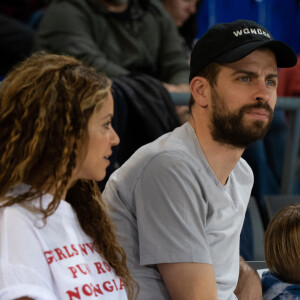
[197,0,300,54]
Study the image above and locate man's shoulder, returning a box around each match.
[107,124,197,187]
[126,123,196,166]
[116,135,191,178]
[236,157,254,178]
[230,157,254,191]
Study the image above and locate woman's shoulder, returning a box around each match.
[0,200,36,228]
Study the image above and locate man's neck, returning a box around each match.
[188,117,244,186]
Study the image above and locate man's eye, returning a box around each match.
[240,76,250,82]
[266,79,276,86]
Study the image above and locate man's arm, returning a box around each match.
[158,262,218,300]
[234,257,262,300]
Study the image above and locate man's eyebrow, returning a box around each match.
[230,69,278,78]
[266,73,279,79]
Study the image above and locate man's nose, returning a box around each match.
[253,81,271,103]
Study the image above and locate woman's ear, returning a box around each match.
[190,76,210,108]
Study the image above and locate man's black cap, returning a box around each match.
[189,19,297,81]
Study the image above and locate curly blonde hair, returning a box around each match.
[0,52,137,299]
[264,204,300,284]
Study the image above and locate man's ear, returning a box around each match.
[190,76,210,108]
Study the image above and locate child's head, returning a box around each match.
[264,204,300,284]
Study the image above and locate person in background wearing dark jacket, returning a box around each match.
[162,0,197,27]
[0,13,34,78]
[0,0,47,23]
[36,0,190,93]
[161,0,199,60]
[0,0,48,78]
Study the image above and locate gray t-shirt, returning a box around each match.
[103,122,253,300]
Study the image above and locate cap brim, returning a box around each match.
[215,40,297,68]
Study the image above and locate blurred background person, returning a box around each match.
[36,0,190,93]
[0,13,34,78]
[161,0,201,60]
[162,0,198,27]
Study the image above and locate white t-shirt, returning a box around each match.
[0,185,128,300]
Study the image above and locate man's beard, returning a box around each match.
[209,88,274,148]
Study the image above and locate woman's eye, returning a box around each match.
[104,122,111,129]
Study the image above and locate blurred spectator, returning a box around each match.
[162,0,197,27]
[0,0,48,24]
[0,0,49,78]
[162,0,202,59]
[0,13,34,77]
[277,54,300,96]
[36,0,190,92]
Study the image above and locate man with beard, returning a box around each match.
[103,19,297,299]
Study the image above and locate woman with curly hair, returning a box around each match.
[0,53,137,299]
